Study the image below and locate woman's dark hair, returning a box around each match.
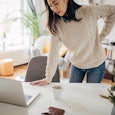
[44,0,82,35]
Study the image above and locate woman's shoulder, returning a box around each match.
[77,4,115,18]
[76,5,97,18]
[77,5,93,15]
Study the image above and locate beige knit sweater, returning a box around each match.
[45,4,115,83]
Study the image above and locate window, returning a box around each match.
[0,0,49,50]
[0,0,25,50]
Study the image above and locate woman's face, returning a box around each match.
[47,0,68,16]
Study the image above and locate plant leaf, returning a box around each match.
[100,95,109,100]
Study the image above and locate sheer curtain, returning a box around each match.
[0,0,44,50]
[0,0,24,50]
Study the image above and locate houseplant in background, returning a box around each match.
[21,10,48,57]
[0,6,49,57]
[21,11,39,45]
[100,85,115,115]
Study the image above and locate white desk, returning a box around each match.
[0,83,113,115]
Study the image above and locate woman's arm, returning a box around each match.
[93,5,115,41]
[45,35,62,83]
[31,35,61,86]
[80,5,115,41]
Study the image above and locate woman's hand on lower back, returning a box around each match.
[30,78,49,86]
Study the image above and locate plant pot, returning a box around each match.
[111,105,115,115]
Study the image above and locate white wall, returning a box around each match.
[105,0,115,5]
[74,0,88,5]
[75,0,115,5]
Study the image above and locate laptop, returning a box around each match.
[0,78,40,107]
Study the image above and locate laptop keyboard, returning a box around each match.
[25,95,32,101]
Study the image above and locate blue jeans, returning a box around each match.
[69,62,105,83]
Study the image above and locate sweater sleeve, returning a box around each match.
[80,5,115,41]
[93,5,115,41]
[45,35,61,83]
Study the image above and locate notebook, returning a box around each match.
[0,78,40,107]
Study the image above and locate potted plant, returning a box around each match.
[100,85,115,115]
[20,10,49,57]
[21,11,40,45]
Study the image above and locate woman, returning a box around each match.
[31,0,115,85]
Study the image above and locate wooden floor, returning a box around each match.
[0,64,114,85]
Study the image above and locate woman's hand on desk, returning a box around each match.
[30,78,49,86]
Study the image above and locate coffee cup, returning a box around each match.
[52,84,62,100]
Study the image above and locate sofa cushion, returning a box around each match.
[43,40,67,57]
[43,40,50,53]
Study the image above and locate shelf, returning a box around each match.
[102,43,115,50]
